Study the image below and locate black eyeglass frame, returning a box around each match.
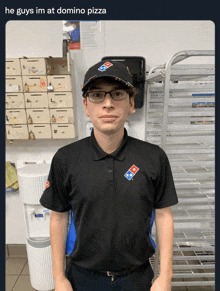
[83,89,129,103]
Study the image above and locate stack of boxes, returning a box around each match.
[6,57,75,140]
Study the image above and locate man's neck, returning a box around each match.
[93,127,125,154]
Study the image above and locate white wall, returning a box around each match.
[6,20,215,244]
[103,21,215,67]
[6,21,63,57]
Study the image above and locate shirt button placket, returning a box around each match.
[107,156,114,186]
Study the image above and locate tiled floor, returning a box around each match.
[6,256,54,291]
[6,256,214,291]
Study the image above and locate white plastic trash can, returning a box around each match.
[26,237,54,291]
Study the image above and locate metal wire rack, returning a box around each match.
[145,50,215,290]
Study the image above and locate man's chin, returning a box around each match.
[94,124,123,135]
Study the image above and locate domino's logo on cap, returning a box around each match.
[82,60,134,92]
[98,62,113,72]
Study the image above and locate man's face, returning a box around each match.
[83,79,134,135]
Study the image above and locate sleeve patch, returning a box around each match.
[45,181,50,189]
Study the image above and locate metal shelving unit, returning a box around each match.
[145,50,215,290]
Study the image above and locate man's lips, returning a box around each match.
[100,115,118,122]
[100,115,118,118]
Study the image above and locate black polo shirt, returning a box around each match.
[40,129,178,272]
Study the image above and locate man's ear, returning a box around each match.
[128,97,135,115]
[83,98,90,117]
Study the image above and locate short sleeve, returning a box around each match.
[153,150,178,209]
[39,150,72,212]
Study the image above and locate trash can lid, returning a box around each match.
[18,163,50,177]
[27,237,51,248]
[28,236,50,242]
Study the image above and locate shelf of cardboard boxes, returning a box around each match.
[6,57,75,140]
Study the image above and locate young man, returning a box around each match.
[40,61,178,291]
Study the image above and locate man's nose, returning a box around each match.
[103,93,114,107]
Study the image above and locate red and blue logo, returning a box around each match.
[45,181,50,188]
[98,62,113,72]
[124,165,139,181]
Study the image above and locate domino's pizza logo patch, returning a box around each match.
[124,165,139,181]
[45,181,50,189]
[98,62,113,72]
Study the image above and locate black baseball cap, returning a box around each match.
[82,61,134,92]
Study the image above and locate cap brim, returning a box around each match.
[82,75,133,91]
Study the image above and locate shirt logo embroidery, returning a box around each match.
[98,62,113,72]
[124,165,139,181]
[45,181,50,188]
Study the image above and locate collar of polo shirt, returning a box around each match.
[90,128,130,161]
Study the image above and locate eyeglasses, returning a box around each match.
[83,89,129,103]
